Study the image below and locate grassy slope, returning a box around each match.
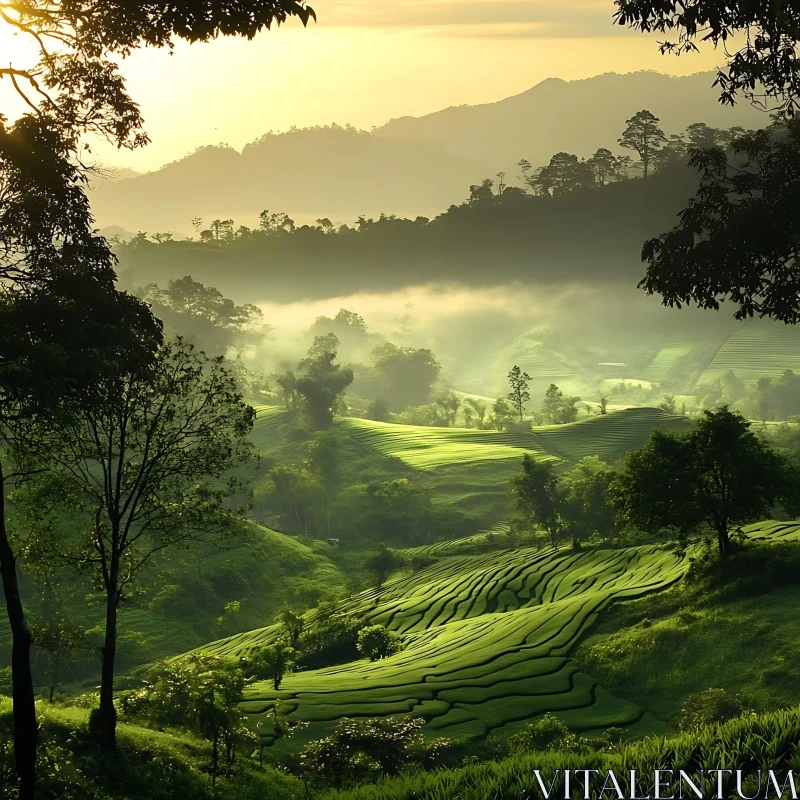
[573,521,800,725]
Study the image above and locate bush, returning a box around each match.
[300,717,447,789]
[243,642,295,689]
[505,713,577,754]
[678,688,745,731]
[356,625,402,661]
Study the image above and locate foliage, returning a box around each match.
[244,642,296,690]
[295,334,354,429]
[611,408,798,554]
[614,0,800,111]
[15,339,256,745]
[279,608,305,649]
[120,654,253,785]
[618,110,667,178]
[369,342,441,411]
[505,713,577,754]
[507,366,531,423]
[300,717,439,789]
[364,544,406,588]
[542,384,579,424]
[639,120,800,324]
[358,480,434,547]
[356,625,402,662]
[510,455,563,548]
[678,688,745,731]
[560,457,621,543]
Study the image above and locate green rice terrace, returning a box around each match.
[188,521,800,754]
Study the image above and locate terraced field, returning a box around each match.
[400,524,510,559]
[202,544,685,747]
[338,408,689,471]
[698,322,800,385]
[337,418,559,469]
[190,520,800,751]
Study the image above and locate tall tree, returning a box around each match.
[611,408,797,555]
[371,343,441,412]
[614,0,800,112]
[296,334,354,430]
[531,152,594,196]
[587,148,621,185]
[19,341,256,748]
[0,3,313,792]
[618,110,668,179]
[507,366,532,423]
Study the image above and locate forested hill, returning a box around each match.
[375,71,767,163]
[115,163,700,303]
[91,71,766,234]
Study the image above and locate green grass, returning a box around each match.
[335,418,559,470]
[573,525,800,724]
[322,705,800,800]
[399,523,510,558]
[698,322,800,385]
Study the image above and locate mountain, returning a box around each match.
[90,71,770,233]
[89,127,490,234]
[375,70,770,164]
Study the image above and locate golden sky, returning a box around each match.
[1,0,729,172]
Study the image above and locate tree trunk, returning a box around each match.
[0,460,38,799]
[717,524,733,556]
[98,574,120,749]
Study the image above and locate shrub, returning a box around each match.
[300,717,444,788]
[506,713,577,754]
[356,625,402,661]
[678,688,745,731]
[243,642,295,689]
[294,605,366,670]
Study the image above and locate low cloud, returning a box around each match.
[316,0,635,39]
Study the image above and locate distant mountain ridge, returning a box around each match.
[90,70,770,233]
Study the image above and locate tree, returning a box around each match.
[371,343,441,411]
[530,152,594,196]
[507,366,532,423]
[614,0,800,112]
[511,455,564,549]
[29,614,90,704]
[247,642,296,690]
[560,457,620,544]
[464,398,488,428]
[468,178,495,204]
[0,2,312,789]
[639,121,800,324]
[365,544,405,588]
[587,148,622,185]
[295,334,354,429]
[434,391,461,427]
[280,608,306,649]
[357,625,402,661]
[618,110,667,179]
[542,384,579,424]
[492,397,515,430]
[611,408,798,555]
[20,340,256,748]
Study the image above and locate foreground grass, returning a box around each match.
[0,699,301,800]
[573,537,800,724]
[323,706,800,800]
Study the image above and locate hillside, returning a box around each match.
[92,71,767,234]
[376,71,768,164]
[192,521,800,752]
[90,128,489,233]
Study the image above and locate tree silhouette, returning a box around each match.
[614,0,800,112]
[639,120,800,323]
[618,110,668,179]
[507,366,532,422]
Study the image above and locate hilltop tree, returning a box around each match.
[614,0,800,112]
[542,384,580,425]
[639,120,800,324]
[17,341,256,748]
[508,366,532,423]
[587,148,622,185]
[295,334,354,429]
[511,455,564,549]
[465,398,488,428]
[611,408,798,556]
[530,152,594,196]
[618,110,668,179]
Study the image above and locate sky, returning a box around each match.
[0,0,729,173]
